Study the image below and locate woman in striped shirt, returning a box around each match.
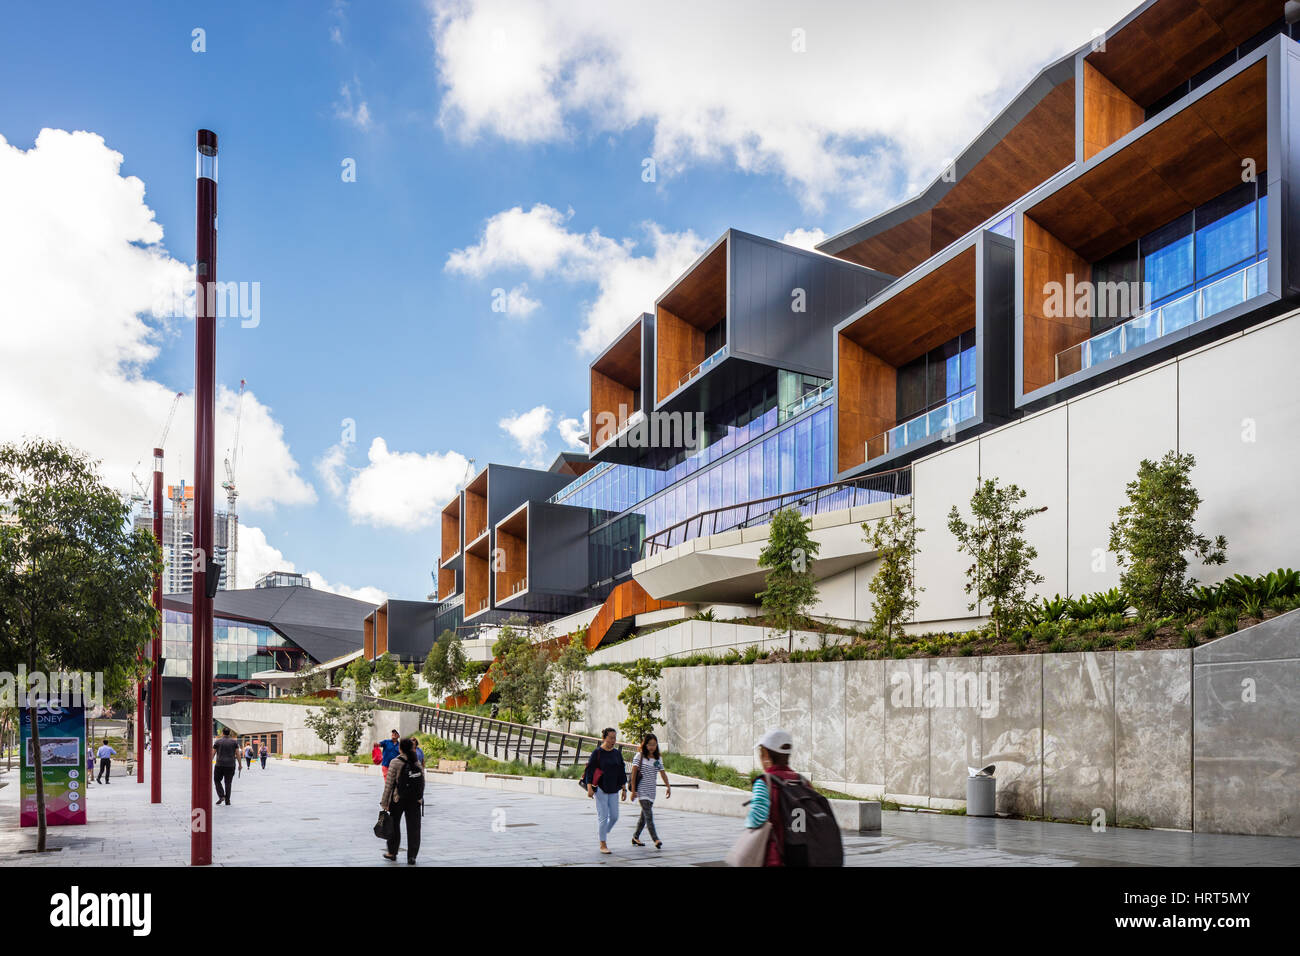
[630,734,671,848]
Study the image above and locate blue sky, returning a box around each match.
[0,0,1141,602]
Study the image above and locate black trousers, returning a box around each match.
[214,765,235,802]
[633,799,660,841]
[97,757,111,783]
[386,800,421,861]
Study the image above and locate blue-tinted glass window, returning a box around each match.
[1196,184,1256,281]
[812,407,830,485]
[1258,193,1268,255]
[1143,213,1194,304]
[779,428,794,494]
[763,437,778,498]
[795,417,812,490]
[960,345,976,391]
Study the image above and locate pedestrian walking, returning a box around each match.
[213,728,239,805]
[629,733,671,849]
[412,738,425,768]
[730,728,843,867]
[243,743,253,770]
[86,745,95,784]
[95,739,116,784]
[380,737,425,864]
[378,729,401,782]
[259,743,268,769]
[582,727,628,855]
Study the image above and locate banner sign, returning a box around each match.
[19,700,88,827]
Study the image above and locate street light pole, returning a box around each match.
[191,129,218,866]
[151,447,163,804]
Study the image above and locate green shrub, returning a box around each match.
[1118,636,1138,650]
[1104,613,1125,632]
[1200,621,1218,641]
[1181,627,1197,648]
[1140,622,1158,641]
[1048,638,1066,654]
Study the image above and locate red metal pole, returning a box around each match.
[191,129,218,866]
[151,448,163,803]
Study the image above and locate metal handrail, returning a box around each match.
[677,344,728,388]
[640,465,912,558]
[362,695,637,770]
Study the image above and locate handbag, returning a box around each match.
[725,821,772,867]
[374,810,390,839]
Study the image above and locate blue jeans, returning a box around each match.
[594,790,620,842]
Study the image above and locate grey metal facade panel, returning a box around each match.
[640,311,655,414]
[980,232,1017,426]
[526,502,589,596]
[726,230,892,378]
[1013,37,1295,411]
[384,600,442,661]
[484,464,573,525]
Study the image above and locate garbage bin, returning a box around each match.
[966,765,996,817]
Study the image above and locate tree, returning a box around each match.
[345,656,372,695]
[864,506,923,648]
[291,669,326,698]
[397,664,416,696]
[616,658,662,743]
[552,631,589,733]
[459,659,486,704]
[373,653,398,696]
[303,703,342,753]
[947,478,1047,641]
[1109,451,1227,619]
[756,507,822,652]
[487,623,554,724]
[0,439,159,852]
[337,700,377,757]
[423,629,465,700]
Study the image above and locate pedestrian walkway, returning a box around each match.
[0,759,1295,866]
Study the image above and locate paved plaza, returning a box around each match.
[0,759,1296,867]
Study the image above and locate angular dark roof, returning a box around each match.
[163,586,378,664]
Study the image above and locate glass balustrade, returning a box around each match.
[677,344,729,388]
[866,390,977,461]
[1055,259,1267,380]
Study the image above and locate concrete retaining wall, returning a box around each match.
[566,609,1300,835]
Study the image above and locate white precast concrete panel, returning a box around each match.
[978,405,1069,602]
[1178,316,1300,580]
[812,565,859,621]
[1066,361,1180,596]
[913,439,981,624]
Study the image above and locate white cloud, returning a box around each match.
[499,405,553,467]
[430,0,1143,211]
[0,129,316,513]
[497,283,540,318]
[558,410,588,451]
[305,572,388,607]
[344,437,468,530]
[447,203,706,354]
[335,79,372,130]
[239,524,388,605]
[780,227,827,251]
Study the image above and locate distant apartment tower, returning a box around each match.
[255,570,312,589]
[134,485,232,594]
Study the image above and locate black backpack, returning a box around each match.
[397,757,425,802]
[766,774,844,867]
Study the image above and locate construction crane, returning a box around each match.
[220,380,246,590]
[125,391,185,518]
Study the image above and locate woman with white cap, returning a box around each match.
[744,728,802,867]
